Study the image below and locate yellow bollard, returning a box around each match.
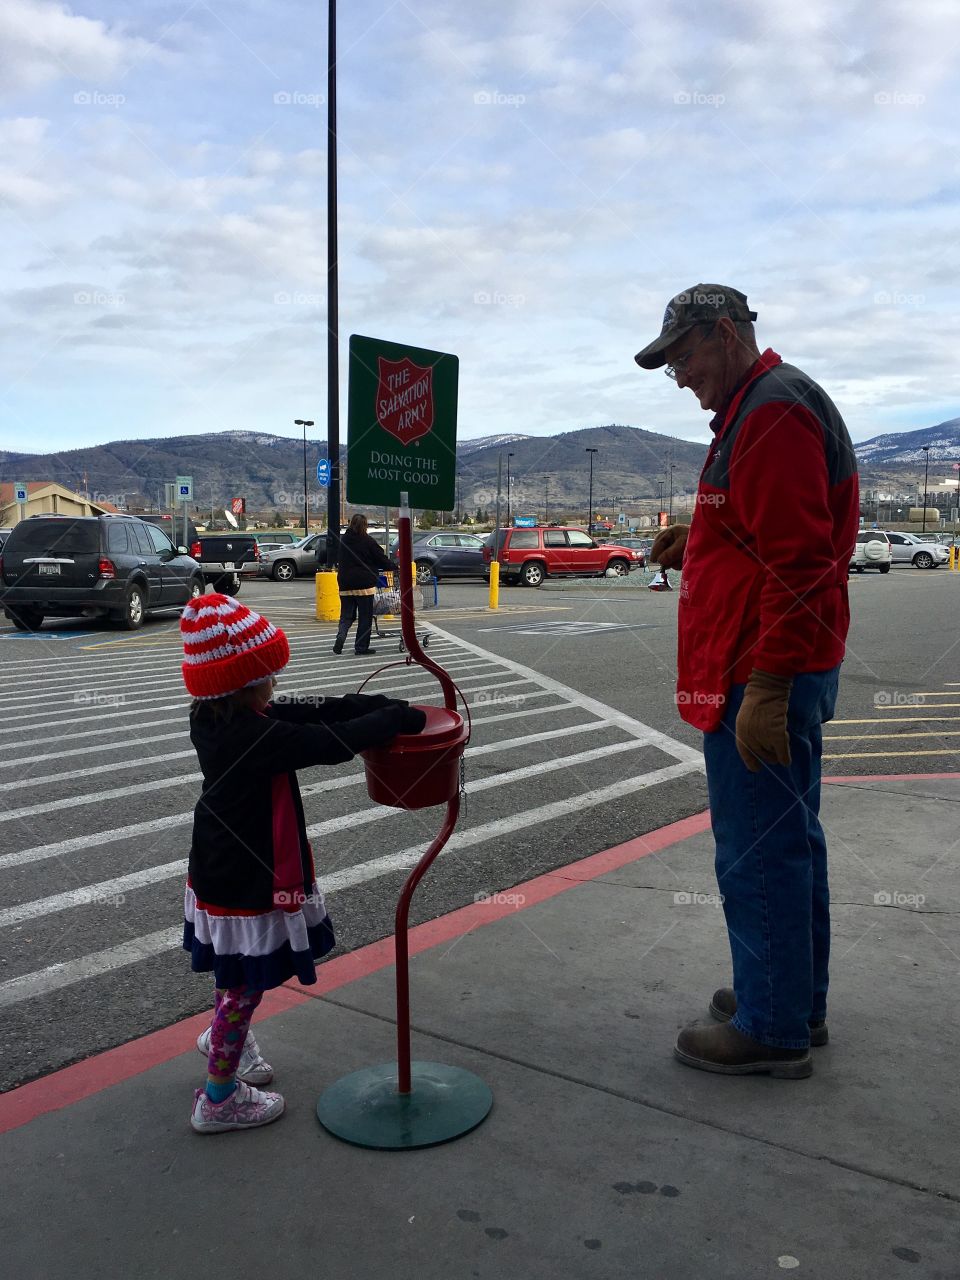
[951,546,959,571]
[315,571,340,622]
[488,560,500,610]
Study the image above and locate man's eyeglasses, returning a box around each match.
[664,325,714,381]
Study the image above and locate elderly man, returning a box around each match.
[637,285,859,1078]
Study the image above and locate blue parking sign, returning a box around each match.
[317,458,331,488]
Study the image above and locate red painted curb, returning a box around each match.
[0,811,709,1135]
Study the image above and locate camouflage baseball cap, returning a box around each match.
[634,284,757,369]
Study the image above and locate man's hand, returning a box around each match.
[650,524,689,570]
[735,670,793,772]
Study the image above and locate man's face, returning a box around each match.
[664,323,729,412]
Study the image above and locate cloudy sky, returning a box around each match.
[1,0,958,454]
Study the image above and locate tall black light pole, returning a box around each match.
[585,447,598,531]
[921,446,930,532]
[668,464,676,522]
[544,477,550,524]
[657,479,664,523]
[295,418,314,537]
[456,470,462,525]
[506,451,514,527]
[326,0,341,567]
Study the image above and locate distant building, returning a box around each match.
[0,482,120,526]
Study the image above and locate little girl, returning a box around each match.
[180,593,425,1133]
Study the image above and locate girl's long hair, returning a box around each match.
[347,513,367,536]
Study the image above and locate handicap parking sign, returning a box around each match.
[175,475,193,501]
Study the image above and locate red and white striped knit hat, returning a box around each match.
[180,593,290,700]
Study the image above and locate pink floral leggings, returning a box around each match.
[206,985,264,1085]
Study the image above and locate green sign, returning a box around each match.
[347,334,458,509]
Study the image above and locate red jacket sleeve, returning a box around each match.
[729,401,841,676]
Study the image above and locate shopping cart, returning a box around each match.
[373,573,433,651]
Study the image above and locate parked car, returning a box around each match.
[388,532,487,582]
[482,526,643,587]
[849,530,892,573]
[0,514,204,630]
[883,531,950,568]
[253,532,299,553]
[258,533,327,580]
[604,535,648,567]
[141,512,200,548]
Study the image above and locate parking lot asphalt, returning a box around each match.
[1,566,958,1093]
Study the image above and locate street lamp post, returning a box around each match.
[921,446,931,532]
[506,452,514,528]
[668,464,676,523]
[544,477,550,524]
[295,419,314,537]
[325,0,341,569]
[585,447,598,532]
[657,480,664,523]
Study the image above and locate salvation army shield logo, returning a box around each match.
[375,356,435,444]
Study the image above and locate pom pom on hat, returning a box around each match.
[180,593,290,700]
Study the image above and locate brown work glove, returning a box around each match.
[735,670,793,772]
[650,524,689,570]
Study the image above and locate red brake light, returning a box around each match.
[190,541,202,558]
[98,558,116,579]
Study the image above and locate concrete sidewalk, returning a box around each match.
[1,775,958,1279]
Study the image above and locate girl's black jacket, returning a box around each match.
[188,693,405,911]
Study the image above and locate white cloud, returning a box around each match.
[0,0,158,95]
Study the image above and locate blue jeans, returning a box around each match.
[703,666,840,1049]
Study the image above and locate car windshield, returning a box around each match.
[6,520,98,554]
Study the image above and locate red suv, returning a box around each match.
[482,526,642,587]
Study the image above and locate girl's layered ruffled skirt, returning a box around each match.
[183,882,335,990]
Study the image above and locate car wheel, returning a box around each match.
[878,564,891,574]
[913,552,934,568]
[10,608,44,631]
[520,561,546,587]
[272,560,296,581]
[119,583,146,630]
[606,558,630,577]
[188,576,204,601]
[415,560,433,584]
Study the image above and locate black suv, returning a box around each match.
[0,515,205,631]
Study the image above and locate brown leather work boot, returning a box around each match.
[709,987,829,1047]
[674,1022,813,1078]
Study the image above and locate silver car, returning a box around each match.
[258,533,325,581]
[883,531,950,568]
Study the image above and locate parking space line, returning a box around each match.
[823,731,960,741]
[823,748,960,759]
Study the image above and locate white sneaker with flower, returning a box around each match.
[196,1026,274,1085]
[191,1080,285,1133]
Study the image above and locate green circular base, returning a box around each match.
[316,1061,493,1149]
